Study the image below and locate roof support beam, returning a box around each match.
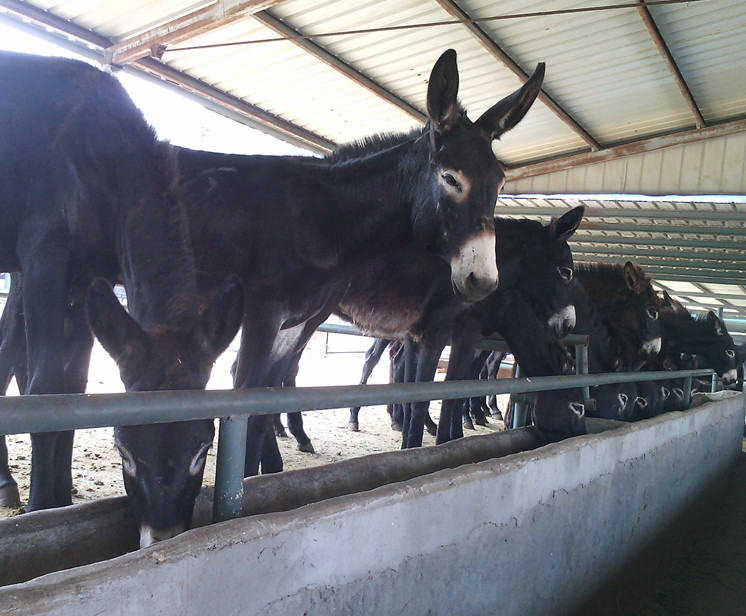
[573,246,746,264]
[136,56,336,152]
[635,0,705,128]
[571,235,743,250]
[506,116,746,181]
[0,1,334,154]
[252,11,428,124]
[580,221,746,236]
[499,206,746,222]
[104,0,288,65]
[432,0,600,150]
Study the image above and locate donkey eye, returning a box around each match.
[647,308,658,320]
[116,446,137,478]
[726,349,736,359]
[558,266,573,282]
[441,172,461,191]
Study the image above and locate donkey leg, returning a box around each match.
[403,340,443,449]
[389,342,405,431]
[349,339,391,431]
[287,412,314,453]
[0,437,20,508]
[399,338,418,448]
[0,281,24,508]
[259,422,283,475]
[272,414,288,438]
[23,256,71,512]
[53,303,94,507]
[436,327,480,445]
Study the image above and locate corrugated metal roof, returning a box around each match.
[1,0,745,322]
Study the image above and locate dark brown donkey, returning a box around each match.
[0,53,243,545]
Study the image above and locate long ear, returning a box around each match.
[86,279,149,367]
[426,49,460,133]
[196,274,244,359]
[706,310,725,337]
[623,261,647,294]
[476,63,545,140]
[549,205,584,241]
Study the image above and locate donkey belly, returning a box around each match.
[336,296,425,340]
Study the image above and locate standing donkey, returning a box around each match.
[0,53,243,545]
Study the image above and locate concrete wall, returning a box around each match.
[3,392,744,616]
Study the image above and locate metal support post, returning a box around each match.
[711,306,724,393]
[213,414,249,523]
[575,342,590,400]
[511,364,528,429]
[683,376,693,408]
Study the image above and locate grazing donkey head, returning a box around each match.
[418,49,545,301]
[86,277,244,547]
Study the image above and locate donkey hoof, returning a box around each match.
[425,425,437,436]
[274,427,288,438]
[463,419,475,431]
[0,484,21,508]
[348,421,360,432]
[391,422,402,432]
[297,441,315,454]
[491,410,503,421]
[474,416,489,426]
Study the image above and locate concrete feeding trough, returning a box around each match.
[1,392,744,616]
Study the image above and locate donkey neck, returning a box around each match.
[318,133,431,265]
[661,311,715,355]
[115,144,199,332]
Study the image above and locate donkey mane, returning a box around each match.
[326,128,425,163]
[575,262,647,284]
[571,281,624,371]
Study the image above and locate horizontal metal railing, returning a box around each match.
[0,361,716,522]
[0,368,715,436]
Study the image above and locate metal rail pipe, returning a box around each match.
[0,369,714,437]
[316,322,590,350]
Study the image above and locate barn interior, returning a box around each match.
[0,1,745,614]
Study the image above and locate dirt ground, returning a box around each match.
[0,330,507,518]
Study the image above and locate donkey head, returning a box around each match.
[86,276,244,547]
[510,206,584,341]
[700,311,738,384]
[531,387,586,442]
[620,261,663,361]
[419,49,545,302]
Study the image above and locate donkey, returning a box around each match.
[333,207,585,448]
[658,298,738,385]
[180,49,547,475]
[0,53,243,541]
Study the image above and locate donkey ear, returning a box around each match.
[623,261,647,294]
[706,311,725,337]
[476,63,545,140]
[196,274,244,359]
[550,205,584,241]
[426,49,460,133]
[86,279,149,367]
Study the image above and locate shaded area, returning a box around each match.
[578,446,746,616]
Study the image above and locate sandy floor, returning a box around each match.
[1,330,506,518]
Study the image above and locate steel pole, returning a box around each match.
[213,415,248,523]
